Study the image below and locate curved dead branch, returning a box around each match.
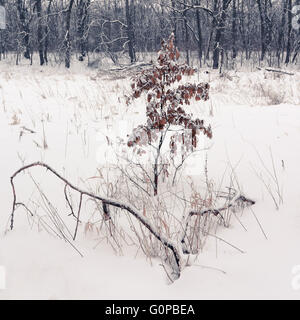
[9,162,256,276]
[9,162,182,273]
[181,193,255,254]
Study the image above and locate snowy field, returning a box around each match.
[0,58,300,299]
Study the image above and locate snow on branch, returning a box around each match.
[9,162,255,279]
[181,191,255,254]
[9,162,183,274]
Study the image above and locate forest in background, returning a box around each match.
[0,0,299,69]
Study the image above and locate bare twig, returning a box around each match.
[181,193,255,253]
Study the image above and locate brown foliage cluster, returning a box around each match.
[127,33,212,152]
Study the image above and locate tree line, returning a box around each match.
[0,0,299,69]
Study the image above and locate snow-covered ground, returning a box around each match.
[0,60,300,299]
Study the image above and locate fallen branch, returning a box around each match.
[181,192,255,254]
[10,162,182,274]
[9,162,256,278]
[256,67,294,76]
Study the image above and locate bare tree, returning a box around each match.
[285,0,292,64]
[171,0,178,44]
[65,0,75,68]
[43,0,53,65]
[212,0,232,69]
[277,0,287,65]
[194,0,204,66]
[0,0,5,60]
[17,0,31,60]
[232,0,237,59]
[76,0,90,61]
[125,0,136,63]
[256,0,272,62]
[35,0,44,65]
[182,0,190,65]
[0,0,297,69]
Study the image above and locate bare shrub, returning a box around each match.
[255,81,286,105]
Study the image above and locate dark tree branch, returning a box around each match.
[10,161,182,274]
[9,162,256,277]
[181,193,255,253]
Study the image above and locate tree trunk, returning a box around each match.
[36,0,44,66]
[285,0,292,64]
[213,0,231,69]
[206,0,218,62]
[257,0,268,61]
[232,0,237,59]
[65,0,75,68]
[77,0,90,61]
[17,0,30,60]
[238,0,249,60]
[0,0,5,60]
[125,0,136,63]
[195,0,203,66]
[171,0,178,45]
[183,0,190,65]
[277,0,287,65]
[44,0,52,65]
